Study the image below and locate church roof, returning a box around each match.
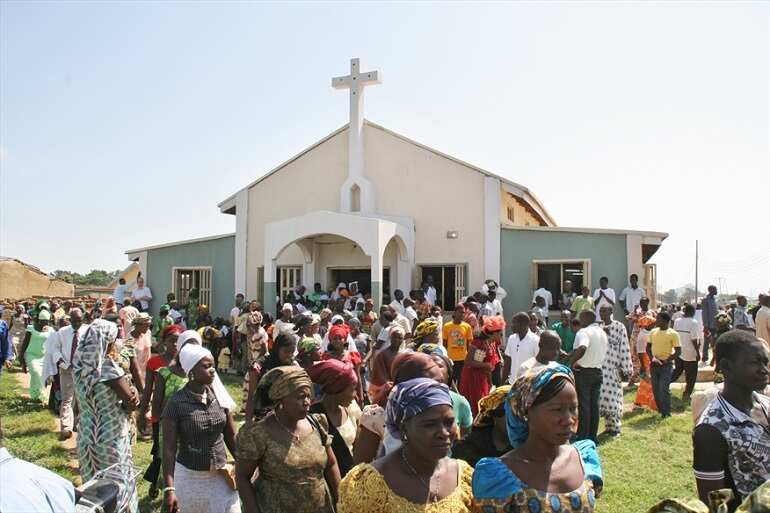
[217,120,556,226]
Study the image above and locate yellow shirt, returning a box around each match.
[572,296,594,313]
[442,321,474,361]
[649,327,680,360]
[338,461,474,513]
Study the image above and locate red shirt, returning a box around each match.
[147,354,169,373]
[321,350,362,366]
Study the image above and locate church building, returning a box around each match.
[126,58,666,320]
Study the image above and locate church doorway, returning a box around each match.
[328,267,390,300]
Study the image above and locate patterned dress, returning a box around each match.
[599,320,633,432]
[472,440,603,513]
[235,414,335,513]
[338,460,475,513]
[73,320,138,513]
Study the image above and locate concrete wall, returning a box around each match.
[364,125,486,290]
[244,124,488,297]
[499,227,629,320]
[0,260,75,300]
[145,235,235,319]
[245,131,348,299]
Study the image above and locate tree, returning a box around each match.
[661,289,678,304]
[51,269,121,286]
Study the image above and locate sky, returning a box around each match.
[1,1,768,297]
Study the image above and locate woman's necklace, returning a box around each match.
[400,448,440,503]
[274,412,301,443]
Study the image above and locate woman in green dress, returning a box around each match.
[19,309,53,402]
[235,366,341,513]
[73,318,140,513]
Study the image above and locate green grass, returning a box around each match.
[1,368,697,512]
[595,388,697,512]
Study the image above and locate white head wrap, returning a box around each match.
[179,344,212,374]
[176,329,202,352]
[282,303,293,312]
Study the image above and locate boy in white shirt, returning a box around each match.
[671,304,701,402]
[503,312,540,384]
[516,330,561,379]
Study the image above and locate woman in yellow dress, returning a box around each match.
[338,377,475,513]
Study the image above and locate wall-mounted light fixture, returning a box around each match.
[446,231,459,239]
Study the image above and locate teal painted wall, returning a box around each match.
[499,229,628,321]
[145,236,235,319]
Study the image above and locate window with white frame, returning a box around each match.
[277,266,302,303]
[531,260,591,310]
[173,267,212,308]
[419,264,467,310]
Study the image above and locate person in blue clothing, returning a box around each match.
[0,306,12,374]
[0,419,76,513]
[472,364,603,512]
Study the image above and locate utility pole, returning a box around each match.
[695,240,699,304]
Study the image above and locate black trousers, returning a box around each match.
[143,423,162,486]
[452,360,465,387]
[671,358,698,398]
[574,367,603,443]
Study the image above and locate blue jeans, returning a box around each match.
[651,361,673,417]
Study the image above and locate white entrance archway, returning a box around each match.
[263,210,413,314]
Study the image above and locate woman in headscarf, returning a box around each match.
[243,332,298,421]
[419,346,473,439]
[459,315,506,417]
[142,324,183,498]
[19,309,53,402]
[472,365,603,512]
[73,318,140,513]
[240,310,267,409]
[162,344,240,513]
[452,386,512,467]
[629,299,659,411]
[339,377,475,513]
[308,359,362,477]
[322,323,363,402]
[353,351,445,464]
[411,318,440,348]
[235,366,341,513]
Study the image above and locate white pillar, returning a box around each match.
[234,189,248,296]
[370,250,383,310]
[483,176,501,283]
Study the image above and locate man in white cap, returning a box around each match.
[273,303,294,335]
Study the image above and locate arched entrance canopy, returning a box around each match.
[263,210,414,314]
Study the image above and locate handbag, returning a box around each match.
[307,413,337,513]
[216,463,237,491]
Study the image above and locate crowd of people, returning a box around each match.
[0,274,768,513]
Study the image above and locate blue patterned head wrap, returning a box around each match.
[505,363,574,448]
[385,377,452,441]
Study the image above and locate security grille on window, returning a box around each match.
[256,267,265,305]
[173,268,212,308]
[277,266,302,303]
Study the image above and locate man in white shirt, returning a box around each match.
[592,276,616,317]
[516,330,561,379]
[671,304,701,402]
[389,289,406,316]
[403,298,419,334]
[44,308,88,439]
[756,293,770,346]
[388,305,413,339]
[619,274,645,317]
[229,293,244,325]
[532,287,553,311]
[486,288,504,317]
[113,277,135,307]
[503,312,540,384]
[423,276,438,306]
[131,276,153,312]
[568,310,608,442]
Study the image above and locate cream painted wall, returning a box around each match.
[245,124,493,297]
[364,125,486,290]
[245,131,348,298]
[500,192,542,227]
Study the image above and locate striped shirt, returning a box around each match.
[163,386,228,471]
